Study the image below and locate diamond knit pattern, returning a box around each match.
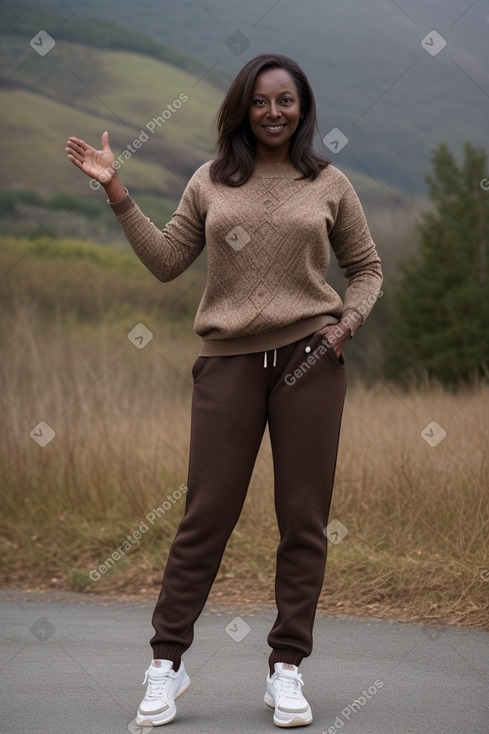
[109,160,383,355]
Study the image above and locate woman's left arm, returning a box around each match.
[328,178,383,338]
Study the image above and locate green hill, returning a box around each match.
[0,14,228,239]
[11,0,489,195]
[0,34,222,196]
[0,3,230,87]
[0,2,417,250]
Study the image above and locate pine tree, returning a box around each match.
[387,142,489,383]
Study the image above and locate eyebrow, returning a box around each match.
[253,90,295,97]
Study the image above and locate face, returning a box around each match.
[249,68,302,159]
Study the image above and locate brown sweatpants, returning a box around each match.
[150,330,347,675]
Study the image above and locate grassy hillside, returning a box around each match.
[0,29,390,199]
[0,2,424,271]
[0,19,227,240]
[0,2,230,87]
[0,235,205,326]
[0,35,220,196]
[17,0,489,193]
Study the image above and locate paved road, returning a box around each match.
[1,589,488,734]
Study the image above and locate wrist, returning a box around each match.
[102,173,127,203]
[340,309,363,338]
[339,321,353,340]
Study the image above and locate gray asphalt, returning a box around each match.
[1,590,487,734]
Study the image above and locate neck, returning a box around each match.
[253,142,292,165]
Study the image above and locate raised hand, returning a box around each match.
[65,131,115,184]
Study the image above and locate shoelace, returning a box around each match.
[275,670,304,699]
[142,667,172,699]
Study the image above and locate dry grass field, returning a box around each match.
[1,295,488,629]
[0,241,489,627]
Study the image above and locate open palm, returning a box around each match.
[66,131,115,183]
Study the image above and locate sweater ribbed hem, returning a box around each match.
[150,642,186,668]
[198,314,339,356]
[269,648,305,675]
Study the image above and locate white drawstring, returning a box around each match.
[263,349,277,368]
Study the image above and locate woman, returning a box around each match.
[66,53,382,729]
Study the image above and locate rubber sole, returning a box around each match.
[137,678,191,727]
[264,694,313,727]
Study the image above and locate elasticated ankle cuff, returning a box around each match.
[151,643,186,669]
[269,648,304,675]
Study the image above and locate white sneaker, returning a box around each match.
[136,659,190,727]
[264,663,313,728]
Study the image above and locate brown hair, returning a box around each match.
[209,53,330,186]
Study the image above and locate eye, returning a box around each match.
[281,97,293,104]
[253,99,266,106]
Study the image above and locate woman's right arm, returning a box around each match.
[66,131,206,281]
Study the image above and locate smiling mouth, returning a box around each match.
[263,124,286,132]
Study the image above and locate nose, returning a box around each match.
[267,101,281,118]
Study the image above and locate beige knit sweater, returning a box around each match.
[109,159,383,356]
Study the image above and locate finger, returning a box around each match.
[317,327,335,339]
[66,139,89,157]
[101,130,111,152]
[67,136,91,151]
[65,141,82,156]
[65,145,85,163]
[65,146,85,165]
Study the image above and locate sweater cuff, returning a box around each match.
[340,308,363,338]
[108,189,135,215]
